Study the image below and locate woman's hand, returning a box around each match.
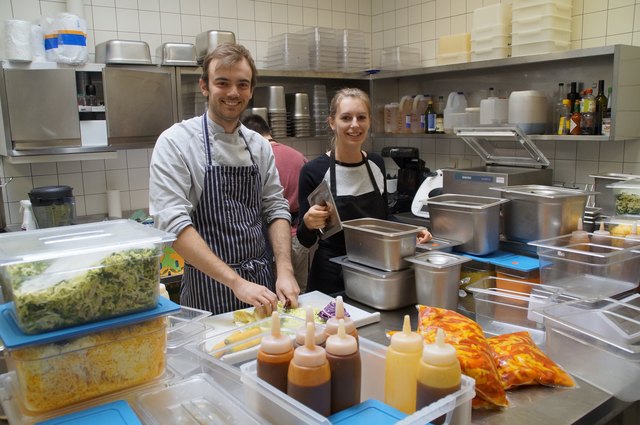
[303,203,331,231]
[417,229,433,244]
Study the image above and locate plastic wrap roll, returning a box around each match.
[4,19,32,61]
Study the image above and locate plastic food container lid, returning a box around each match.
[607,178,640,190]
[35,400,142,425]
[0,219,176,266]
[0,297,180,349]
[327,399,407,424]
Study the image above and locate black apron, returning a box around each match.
[180,114,274,314]
[307,151,388,295]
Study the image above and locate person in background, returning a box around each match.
[149,43,299,315]
[242,114,310,293]
[297,88,432,295]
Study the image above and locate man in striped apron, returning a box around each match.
[150,43,299,315]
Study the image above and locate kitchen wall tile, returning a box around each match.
[607,33,633,45]
[396,7,408,27]
[371,0,382,15]
[93,6,117,31]
[59,173,84,195]
[536,140,556,160]
[451,0,466,16]
[129,189,150,209]
[408,23,421,43]
[625,140,640,162]
[581,36,606,47]
[32,174,58,189]
[451,14,467,34]
[609,0,635,8]
[116,0,137,9]
[57,161,82,174]
[81,159,106,172]
[120,192,132,212]
[219,18,238,35]
[181,14,201,36]
[219,0,237,18]
[5,177,32,203]
[598,161,624,173]
[83,171,107,194]
[238,19,256,40]
[422,20,436,40]
[6,202,18,226]
[126,149,149,168]
[584,0,607,13]
[572,15,583,40]
[396,26,408,45]
[30,162,57,176]
[40,1,66,17]
[600,141,625,162]
[160,12,181,34]
[271,3,287,24]
[3,162,30,178]
[346,0,358,13]
[93,30,119,46]
[139,0,160,12]
[383,10,395,30]
[623,162,640,174]
[11,0,41,21]
[159,0,179,14]
[73,195,86,216]
[141,32,162,56]
[556,140,577,159]
[332,0,346,12]
[289,6,303,25]
[466,0,482,13]
[582,11,607,38]
[422,1,435,21]
[180,0,199,15]
[128,167,150,190]
[85,193,107,215]
[117,8,140,32]
[200,0,218,17]
[140,10,161,33]
[118,31,140,40]
[607,5,634,35]
[382,28,396,48]
[435,0,450,20]
[237,0,255,21]
[359,0,371,15]
[450,139,466,155]
[573,0,584,15]
[575,160,599,184]
[435,17,451,38]
[92,0,114,7]
[0,2,12,22]
[106,169,130,191]
[554,160,577,186]
[200,16,221,32]
[577,140,600,159]
[407,4,421,25]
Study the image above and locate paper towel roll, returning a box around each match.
[107,190,122,219]
[4,19,32,62]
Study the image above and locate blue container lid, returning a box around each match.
[327,399,409,425]
[462,250,539,272]
[35,400,142,425]
[0,297,180,349]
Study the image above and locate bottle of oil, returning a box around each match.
[326,319,361,414]
[257,311,294,393]
[324,296,358,343]
[425,100,437,134]
[287,322,331,416]
[384,315,424,414]
[416,328,461,425]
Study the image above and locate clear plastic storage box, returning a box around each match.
[607,178,640,217]
[540,294,640,402]
[528,233,640,299]
[0,220,175,334]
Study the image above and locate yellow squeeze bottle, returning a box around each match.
[384,315,424,414]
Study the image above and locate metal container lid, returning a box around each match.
[491,185,598,199]
[156,42,197,66]
[453,125,550,169]
[329,256,411,278]
[405,252,471,269]
[426,194,508,209]
[28,185,73,201]
[195,30,236,63]
[342,218,424,237]
[95,40,152,65]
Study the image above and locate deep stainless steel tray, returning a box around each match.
[95,40,152,64]
[157,42,197,66]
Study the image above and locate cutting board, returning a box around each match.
[202,291,380,337]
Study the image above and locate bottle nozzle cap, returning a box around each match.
[326,319,358,356]
[293,322,326,367]
[296,306,325,345]
[260,311,293,355]
[389,315,423,353]
[326,296,356,335]
[422,328,457,366]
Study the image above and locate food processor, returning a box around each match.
[28,185,76,228]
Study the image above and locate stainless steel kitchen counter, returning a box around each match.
[343,295,636,425]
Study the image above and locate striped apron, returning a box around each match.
[180,114,275,314]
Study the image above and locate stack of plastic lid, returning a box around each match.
[437,33,471,65]
[298,26,339,71]
[338,29,370,72]
[253,86,288,138]
[264,33,309,70]
[286,93,311,137]
[381,46,421,70]
[511,0,572,57]
[471,3,512,61]
[312,84,329,136]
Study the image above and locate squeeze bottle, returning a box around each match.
[326,319,361,414]
[591,221,611,252]
[624,222,640,248]
[296,306,326,348]
[325,296,358,343]
[568,218,590,249]
[384,315,424,414]
[19,200,37,231]
[287,322,331,416]
[416,328,461,425]
[257,311,294,393]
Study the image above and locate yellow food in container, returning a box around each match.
[6,317,167,413]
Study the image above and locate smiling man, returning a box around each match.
[149,43,299,315]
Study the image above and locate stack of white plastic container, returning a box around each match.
[338,29,370,72]
[511,0,572,57]
[312,84,329,136]
[299,26,339,71]
[471,3,512,61]
[264,33,309,70]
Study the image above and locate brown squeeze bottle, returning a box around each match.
[324,296,358,344]
[287,322,332,416]
[416,328,461,425]
[257,311,294,394]
[325,319,361,414]
[295,306,326,348]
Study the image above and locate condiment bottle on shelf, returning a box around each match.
[296,306,326,348]
[326,319,361,414]
[287,322,331,416]
[416,328,461,425]
[324,296,358,343]
[257,311,294,394]
[591,221,612,252]
[384,314,424,414]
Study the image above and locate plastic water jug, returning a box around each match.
[443,92,467,133]
[480,97,508,124]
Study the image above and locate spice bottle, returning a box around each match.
[257,311,294,393]
[416,328,461,425]
[325,296,358,343]
[296,306,326,348]
[384,315,424,414]
[326,319,361,414]
[287,322,332,416]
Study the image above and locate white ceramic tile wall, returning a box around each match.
[1,0,640,226]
